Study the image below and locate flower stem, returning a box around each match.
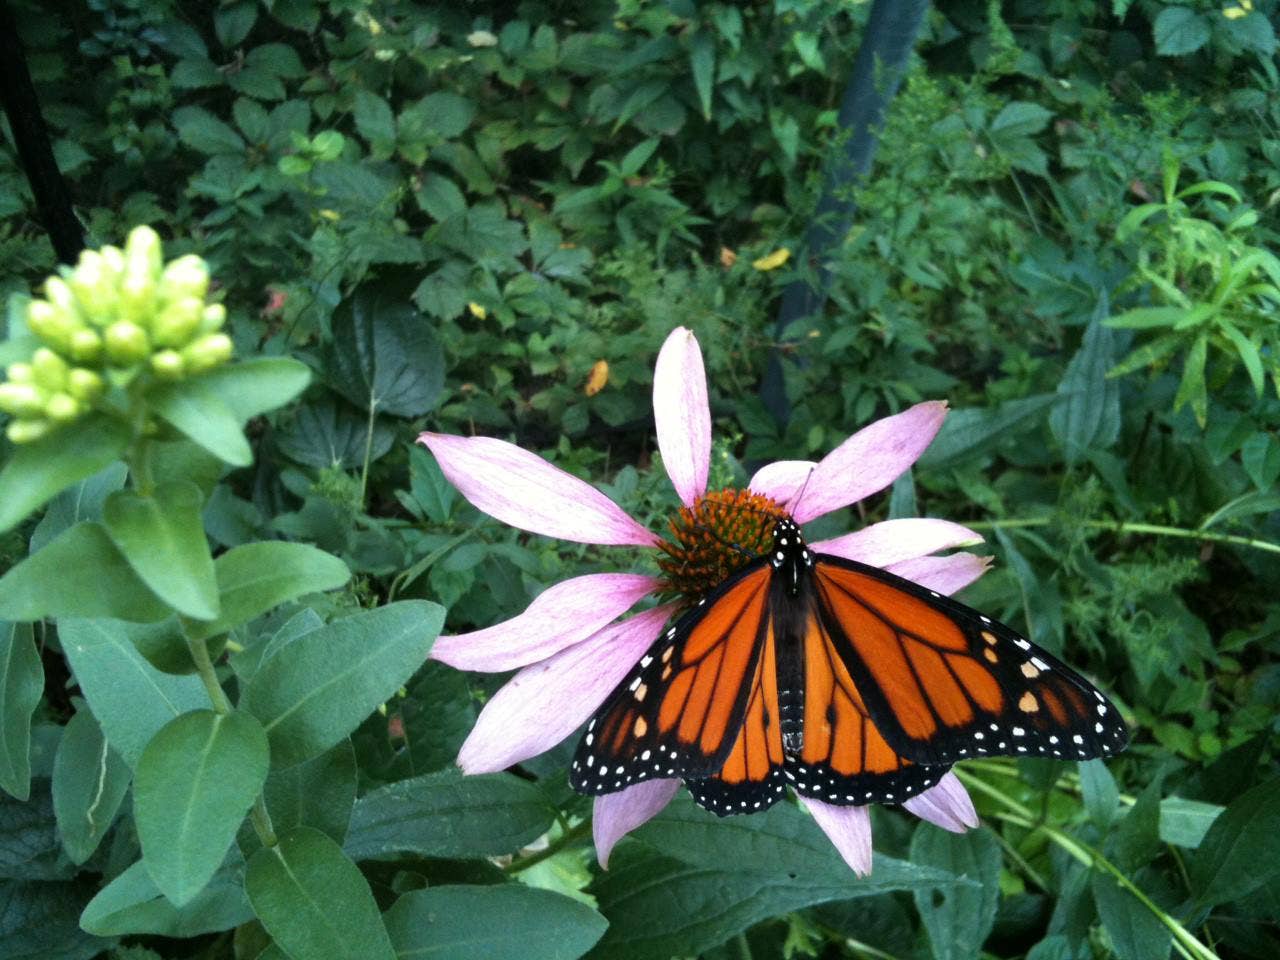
[504,820,592,874]
[358,400,376,507]
[955,769,1221,960]
[966,517,1280,555]
[186,633,232,715]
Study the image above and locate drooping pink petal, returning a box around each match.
[432,573,661,671]
[901,772,979,833]
[801,798,873,876]
[748,459,816,505]
[418,433,659,546]
[884,552,991,596]
[785,401,949,524]
[593,778,681,869]
[455,604,675,774]
[653,327,711,508]
[814,518,983,568]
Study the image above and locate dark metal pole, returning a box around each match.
[0,0,84,264]
[761,0,930,425]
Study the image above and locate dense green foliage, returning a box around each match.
[1,1,1278,959]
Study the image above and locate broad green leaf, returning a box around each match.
[917,394,1059,469]
[173,105,247,154]
[245,827,395,960]
[1191,777,1280,906]
[263,739,357,846]
[185,541,350,641]
[28,461,128,554]
[344,769,555,861]
[353,89,396,158]
[193,358,311,422]
[104,481,219,620]
[0,786,63,879]
[1091,871,1171,960]
[0,414,131,533]
[910,825,1002,960]
[275,397,396,470]
[989,101,1053,138]
[135,710,269,906]
[1241,432,1280,490]
[0,623,42,800]
[404,91,474,140]
[59,618,208,766]
[150,379,252,466]
[243,600,443,768]
[1049,315,1120,465]
[51,706,130,863]
[0,523,171,623]
[385,886,607,960]
[1109,779,1162,873]
[1153,7,1210,56]
[214,3,257,48]
[590,839,962,960]
[689,32,715,119]
[325,285,446,419]
[1159,797,1223,848]
[0,879,104,960]
[401,444,456,523]
[1079,759,1121,831]
[79,857,252,938]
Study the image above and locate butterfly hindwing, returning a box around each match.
[812,556,1129,766]
[569,562,773,795]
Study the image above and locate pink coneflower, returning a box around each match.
[418,327,984,874]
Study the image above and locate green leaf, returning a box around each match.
[1158,797,1223,848]
[353,89,396,159]
[263,739,357,846]
[0,414,131,533]
[185,541,350,641]
[1049,315,1120,465]
[1173,334,1209,426]
[910,826,1002,960]
[194,358,311,422]
[243,600,443,768]
[918,394,1060,469]
[150,379,252,466]
[1221,324,1265,395]
[0,523,171,623]
[135,710,269,906]
[689,32,715,119]
[0,879,104,960]
[28,461,128,554]
[173,106,247,154]
[385,886,607,960]
[1153,7,1210,56]
[1103,306,1187,330]
[0,785,63,879]
[1091,871,1171,960]
[245,827,396,960]
[59,618,208,767]
[1191,777,1280,906]
[104,481,219,620]
[51,706,130,863]
[1080,759,1121,831]
[401,444,456,523]
[326,285,446,418]
[989,101,1053,138]
[1240,432,1280,490]
[79,857,252,938]
[214,2,257,47]
[406,92,475,140]
[414,174,467,222]
[275,397,396,470]
[345,769,555,861]
[0,623,42,800]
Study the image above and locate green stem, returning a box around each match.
[955,770,1221,960]
[358,401,376,507]
[504,820,592,874]
[966,517,1280,555]
[186,633,232,715]
[250,795,278,848]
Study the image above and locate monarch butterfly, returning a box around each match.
[569,516,1128,815]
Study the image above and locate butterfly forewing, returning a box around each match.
[569,563,773,795]
[813,556,1129,766]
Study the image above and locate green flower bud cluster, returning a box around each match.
[1,225,233,443]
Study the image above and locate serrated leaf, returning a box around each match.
[0,624,41,801]
[326,285,446,418]
[1153,7,1210,56]
[173,106,247,155]
[246,827,395,960]
[990,101,1053,138]
[911,826,1002,960]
